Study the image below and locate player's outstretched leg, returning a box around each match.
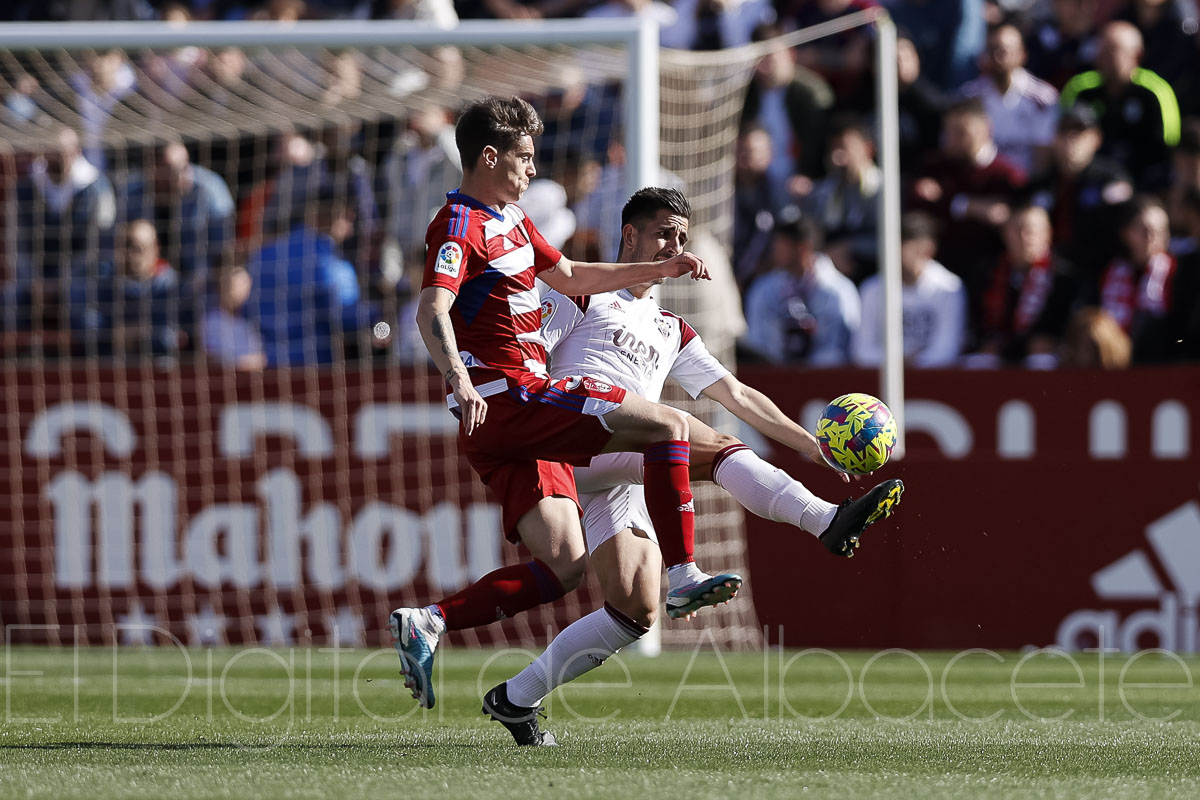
[819,478,905,557]
[601,395,740,617]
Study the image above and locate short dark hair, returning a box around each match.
[455,95,544,170]
[900,211,939,243]
[1118,194,1167,228]
[774,215,823,249]
[829,113,873,144]
[945,96,989,121]
[621,187,692,229]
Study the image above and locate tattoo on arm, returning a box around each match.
[431,311,462,378]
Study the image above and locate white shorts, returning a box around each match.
[579,484,657,555]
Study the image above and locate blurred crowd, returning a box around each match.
[1,0,1199,370]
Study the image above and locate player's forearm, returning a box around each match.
[556,260,669,295]
[722,384,821,457]
[416,300,469,383]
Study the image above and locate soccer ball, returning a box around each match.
[815,393,898,474]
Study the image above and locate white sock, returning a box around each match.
[712,446,837,536]
[506,605,647,708]
[422,605,447,636]
[666,561,707,592]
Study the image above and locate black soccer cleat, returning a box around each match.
[482,682,558,746]
[819,478,904,558]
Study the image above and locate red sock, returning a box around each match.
[644,440,695,569]
[434,558,564,631]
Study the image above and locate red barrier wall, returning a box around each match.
[738,366,1200,652]
[2,365,1198,651]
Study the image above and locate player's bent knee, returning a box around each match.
[546,553,587,593]
[606,592,658,630]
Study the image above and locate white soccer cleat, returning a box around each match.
[664,571,743,620]
[388,607,443,709]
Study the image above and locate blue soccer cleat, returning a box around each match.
[665,572,743,620]
[388,607,442,709]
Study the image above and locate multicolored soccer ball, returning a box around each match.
[815,393,898,474]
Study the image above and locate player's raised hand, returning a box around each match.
[661,252,710,281]
[449,374,488,435]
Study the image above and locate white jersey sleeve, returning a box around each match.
[537,282,586,355]
[663,311,730,397]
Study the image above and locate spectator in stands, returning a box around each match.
[536,75,621,169]
[316,122,378,273]
[4,72,49,126]
[896,32,948,173]
[381,104,461,290]
[884,0,986,90]
[584,0,691,49]
[1167,119,1200,242]
[1060,21,1180,190]
[67,219,186,359]
[203,264,266,370]
[1169,187,1200,360]
[910,97,1026,291]
[70,49,137,169]
[1096,196,1182,362]
[957,23,1059,176]
[733,125,782,285]
[1025,105,1133,275]
[784,0,877,106]
[246,188,375,366]
[119,139,235,292]
[797,114,881,281]
[320,50,363,108]
[200,47,251,109]
[6,126,116,332]
[670,0,776,50]
[371,0,458,25]
[1113,0,1197,96]
[1059,306,1132,368]
[740,23,835,188]
[238,131,318,246]
[573,139,685,262]
[975,204,1080,367]
[853,212,966,367]
[1025,0,1100,90]
[742,216,860,365]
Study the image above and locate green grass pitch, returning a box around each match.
[2,645,1199,799]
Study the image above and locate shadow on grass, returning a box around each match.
[0,740,476,751]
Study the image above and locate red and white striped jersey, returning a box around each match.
[538,284,729,403]
[422,190,563,383]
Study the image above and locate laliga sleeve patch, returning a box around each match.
[435,241,464,278]
[540,297,556,327]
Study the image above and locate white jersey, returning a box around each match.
[537,282,729,403]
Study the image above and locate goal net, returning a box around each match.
[0,18,857,653]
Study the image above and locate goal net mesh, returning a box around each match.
[0,30,770,651]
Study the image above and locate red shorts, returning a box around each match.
[453,371,627,540]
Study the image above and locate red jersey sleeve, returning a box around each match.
[522,215,563,274]
[422,204,474,294]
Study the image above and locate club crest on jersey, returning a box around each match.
[582,377,613,394]
[655,316,673,339]
[435,242,463,277]
[540,298,556,327]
